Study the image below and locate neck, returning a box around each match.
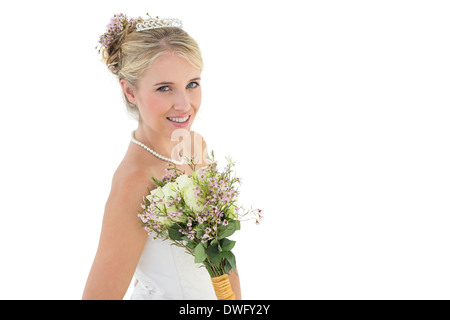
[134,125,188,162]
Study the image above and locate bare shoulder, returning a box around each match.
[105,161,157,219]
[110,162,154,199]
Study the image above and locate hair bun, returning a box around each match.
[97,14,140,76]
[101,29,126,76]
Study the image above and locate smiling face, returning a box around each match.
[121,51,202,139]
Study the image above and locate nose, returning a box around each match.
[173,91,190,112]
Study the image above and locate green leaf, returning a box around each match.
[151,177,165,187]
[235,220,241,231]
[222,251,237,273]
[185,242,196,251]
[220,239,236,252]
[208,250,237,273]
[196,224,206,240]
[205,243,220,258]
[218,222,236,240]
[210,252,222,266]
[223,258,233,274]
[194,243,207,263]
[168,226,183,241]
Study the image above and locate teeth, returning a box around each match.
[167,115,189,123]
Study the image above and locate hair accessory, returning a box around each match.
[97,13,139,53]
[136,14,183,32]
[96,13,182,53]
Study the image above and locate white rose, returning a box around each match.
[225,204,238,220]
[146,184,177,213]
[147,186,164,200]
[162,182,178,199]
[175,174,191,192]
[175,174,204,214]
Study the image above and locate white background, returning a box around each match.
[0,0,449,299]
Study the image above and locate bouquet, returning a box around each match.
[138,151,262,300]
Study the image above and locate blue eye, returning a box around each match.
[187,82,199,89]
[157,86,170,92]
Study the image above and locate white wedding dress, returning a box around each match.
[130,236,216,300]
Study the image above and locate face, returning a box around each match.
[121,51,202,139]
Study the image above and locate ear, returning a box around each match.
[120,79,138,105]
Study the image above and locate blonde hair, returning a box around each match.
[101,25,203,120]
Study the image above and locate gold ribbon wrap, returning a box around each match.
[211,274,235,300]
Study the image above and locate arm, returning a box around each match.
[82,169,150,299]
[229,268,242,300]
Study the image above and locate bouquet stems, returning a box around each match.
[210,274,235,300]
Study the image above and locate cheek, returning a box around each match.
[192,89,202,109]
[138,93,171,119]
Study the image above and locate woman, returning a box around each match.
[82,14,241,300]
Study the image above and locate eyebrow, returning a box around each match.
[153,77,201,86]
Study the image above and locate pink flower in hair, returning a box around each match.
[96,13,141,53]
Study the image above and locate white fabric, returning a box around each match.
[130,236,216,300]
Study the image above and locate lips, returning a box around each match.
[166,115,190,123]
[166,114,192,127]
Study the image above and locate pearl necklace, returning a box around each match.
[131,130,184,165]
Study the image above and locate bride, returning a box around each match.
[82,13,241,300]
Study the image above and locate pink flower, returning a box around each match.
[97,13,142,52]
